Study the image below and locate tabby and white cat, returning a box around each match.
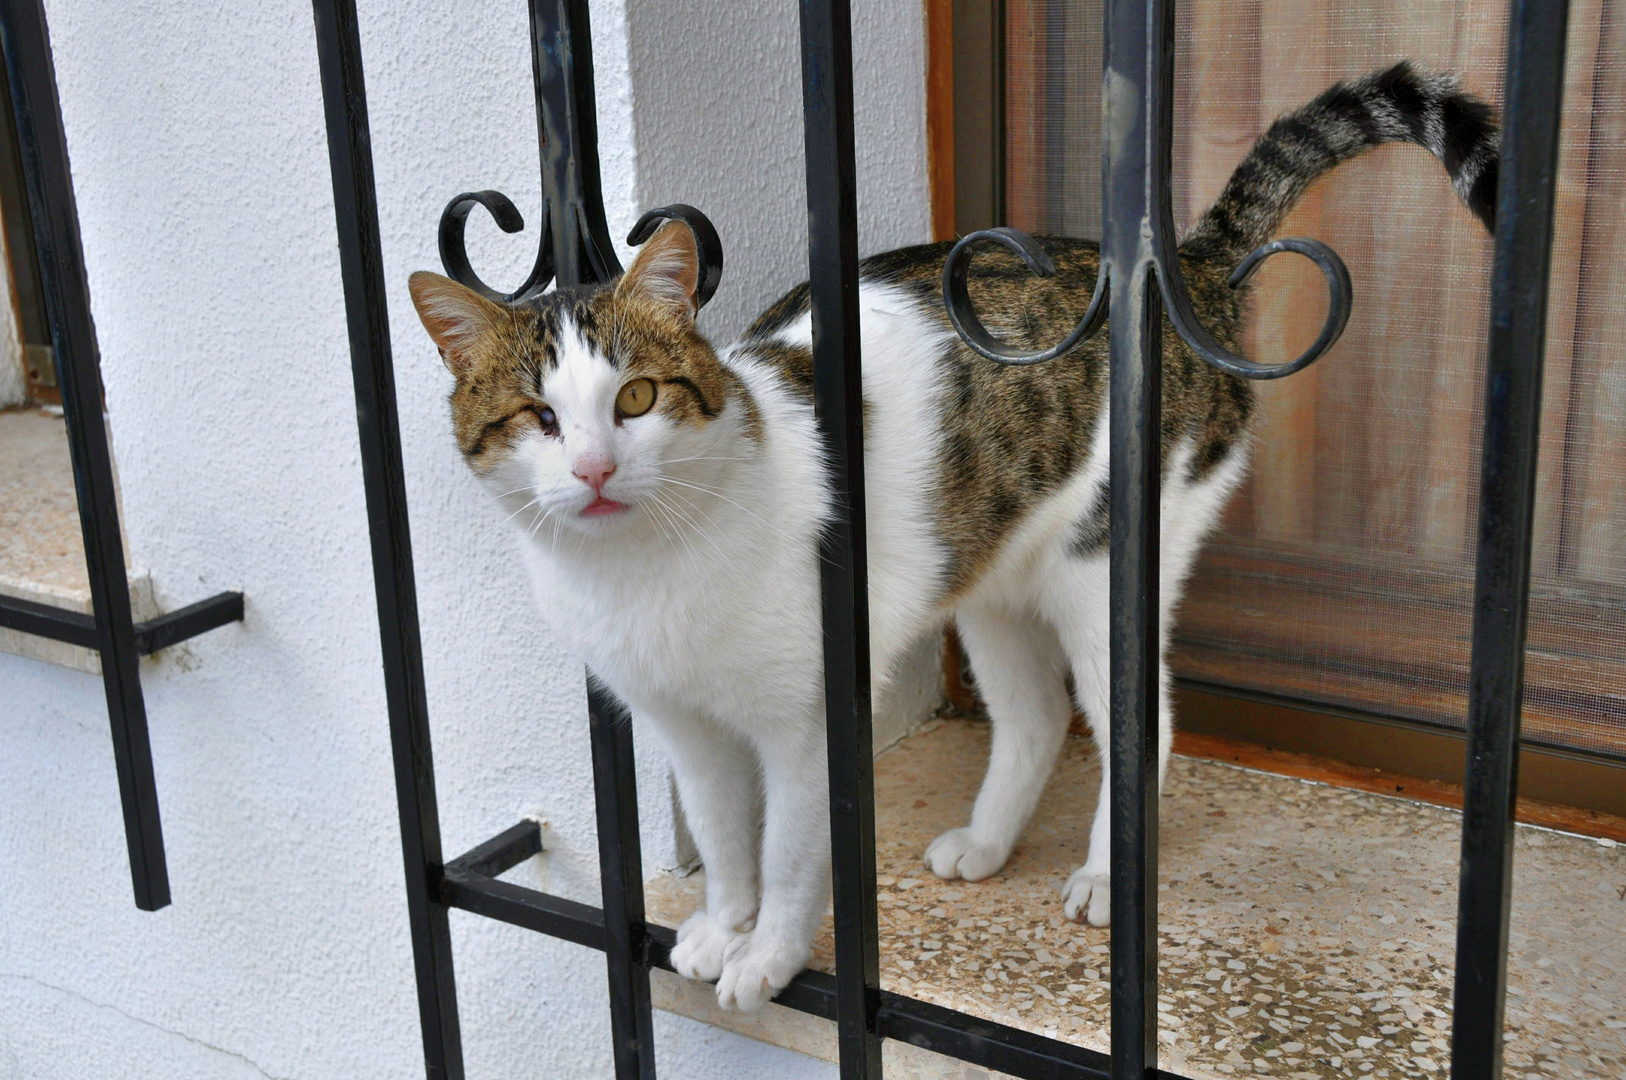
[409,63,1497,1012]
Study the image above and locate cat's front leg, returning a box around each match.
[644,711,762,982]
[715,725,828,1012]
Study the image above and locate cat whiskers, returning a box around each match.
[652,473,799,539]
[477,491,545,547]
[657,471,838,569]
[650,453,748,468]
[650,486,715,541]
[645,489,714,575]
[520,498,567,548]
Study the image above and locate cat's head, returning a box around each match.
[408,222,747,546]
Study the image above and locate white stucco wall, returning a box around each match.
[627,0,931,341]
[0,1,928,1078]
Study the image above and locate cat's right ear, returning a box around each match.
[408,271,505,374]
[615,220,700,322]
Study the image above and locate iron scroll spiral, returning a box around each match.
[942,228,1109,366]
[437,194,725,309]
[438,190,554,304]
[941,229,1353,379]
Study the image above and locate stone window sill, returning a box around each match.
[0,405,155,673]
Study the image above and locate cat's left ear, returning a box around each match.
[615,220,699,322]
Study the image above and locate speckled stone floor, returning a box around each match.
[646,717,1626,1079]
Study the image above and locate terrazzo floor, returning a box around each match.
[646,716,1626,1079]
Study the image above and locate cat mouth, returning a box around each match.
[581,496,630,517]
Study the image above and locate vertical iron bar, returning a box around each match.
[1105,267,1160,1080]
[311,3,463,1077]
[589,683,657,1080]
[531,0,623,283]
[1103,0,1165,1076]
[1450,4,1569,1078]
[799,1,882,1078]
[0,0,169,911]
[536,4,652,1073]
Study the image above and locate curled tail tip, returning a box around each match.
[1359,61,1500,235]
[1189,60,1500,259]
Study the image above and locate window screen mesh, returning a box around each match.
[1004,0,1626,759]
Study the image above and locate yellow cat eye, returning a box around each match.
[616,378,657,418]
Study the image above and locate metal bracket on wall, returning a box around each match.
[0,0,244,912]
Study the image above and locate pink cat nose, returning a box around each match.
[573,458,617,493]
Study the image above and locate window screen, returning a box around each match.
[1003,0,1626,760]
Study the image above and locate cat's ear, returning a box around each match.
[408,271,506,373]
[615,220,699,322]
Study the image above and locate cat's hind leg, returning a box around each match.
[646,711,763,983]
[925,604,1073,882]
[1049,560,1174,927]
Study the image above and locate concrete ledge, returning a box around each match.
[652,968,1019,1079]
[0,406,157,674]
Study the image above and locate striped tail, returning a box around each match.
[1182,62,1499,261]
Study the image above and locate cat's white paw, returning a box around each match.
[671,911,749,982]
[714,930,809,1012]
[1061,866,1111,926]
[924,827,1011,881]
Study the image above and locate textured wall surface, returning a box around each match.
[0,1,926,1077]
[627,0,931,341]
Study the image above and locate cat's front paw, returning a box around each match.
[714,930,809,1012]
[924,827,1011,881]
[1061,866,1111,926]
[671,910,751,983]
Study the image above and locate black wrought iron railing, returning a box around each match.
[0,0,243,913]
[311,0,1572,1078]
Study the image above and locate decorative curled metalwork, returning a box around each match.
[438,193,726,309]
[433,0,723,307]
[942,0,1355,383]
[942,228,1108,365]
[942,228,1352,378]
[438,189,553,303]
[1161,236,1353,380]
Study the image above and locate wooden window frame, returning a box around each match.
[0,48,54,405]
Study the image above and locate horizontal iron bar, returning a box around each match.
[877,992,1118,1080]
[440,823,1191,1080]
[0,591,96,648]
[0,590,243,655]
[444,820,543,879]
[642,925,841,1023]
[134,592,243,654]
[439,871,605,952]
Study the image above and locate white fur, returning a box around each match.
[483,282,1245,1011]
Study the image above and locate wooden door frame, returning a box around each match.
[926,0,1005,239]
